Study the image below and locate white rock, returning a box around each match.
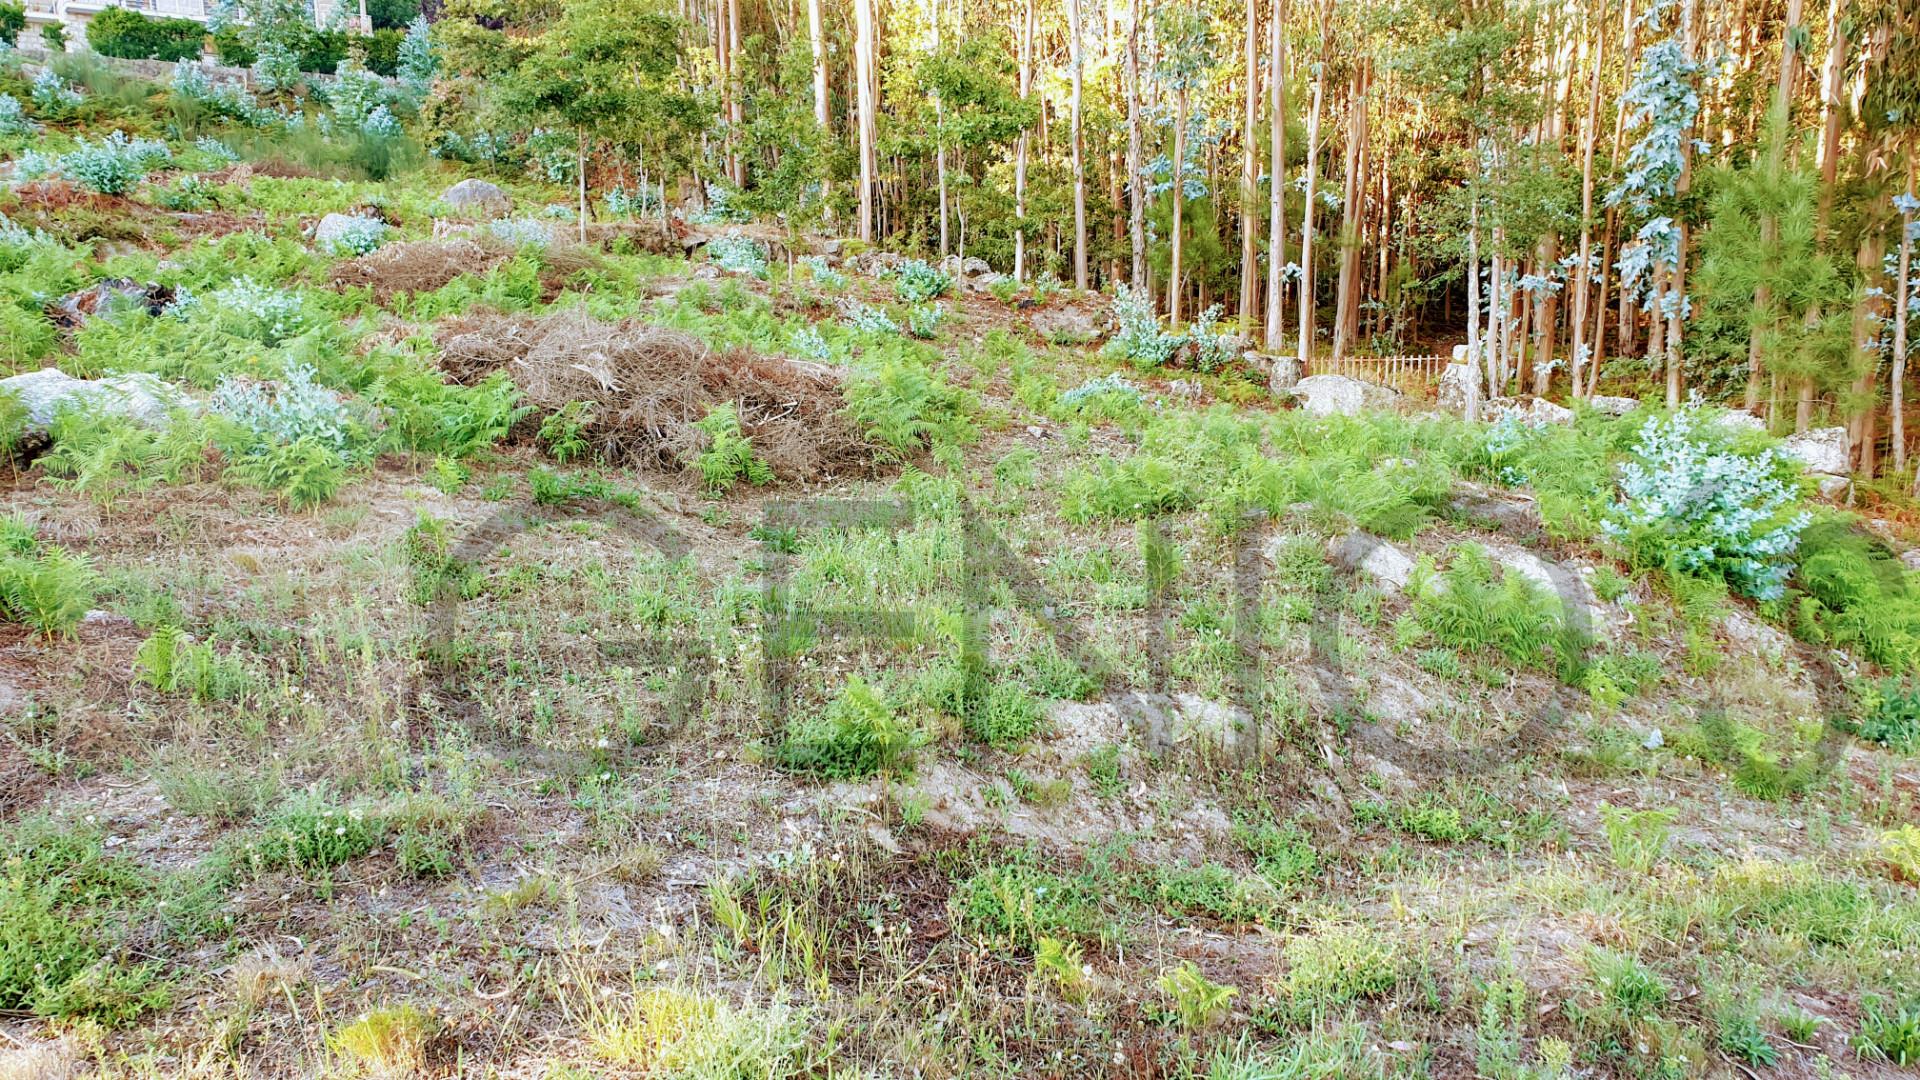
[1813,473,1851,501]
[1438,362,1476,414]
[1255,353,1303,394]
[1781,427,1850,476]
[1322,531,1417,589]
[313,213,379,253]
[1030,304,1103,343]
[1588,395,1641,417]
[1713,409,1768,433]
[0,368,188,432]
[1525,397,1574,425]
[1290,374,1398,417]
[441,178,511,217]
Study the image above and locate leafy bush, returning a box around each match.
[212,364,363,453]
[87,6,206,62]
[209,277,308,344]
[30,68,80,110]
[1849,677,1920,751]
[691,403,773,492]
[774,677,922,779]
[225,436,348,508]
[486,217,552,249]
[0,819,160,1022]
[0,2,23,45]
[321,214,390,256]
[706,233,768,278]
[892,258,952,302]
[1104,284,1178,368]
[59,131,169,195]
[904,301,946,340]
[1186,304,1237,373]
[1601,409,1809,601]
[800,254,846,291]
[0,92,35,135]
[841,301,900,336]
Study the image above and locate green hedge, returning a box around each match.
[86,6,206,62]
[212,27,400,76]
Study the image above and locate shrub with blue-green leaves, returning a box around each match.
[707,232,768,278]
[0,92,35,135]
[212,363,368,451]
[841,300,900,336]
[1601,408,1809,601]
[487,217,552,249]
[322,215,390,256]
[209,277,308,345]
[48,131,171,195]
[1104,284,1178,368]
[905,301,945,340]
[892,258,952,302]
[30,68,80,110]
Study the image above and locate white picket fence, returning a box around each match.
[1304,354,1449,395]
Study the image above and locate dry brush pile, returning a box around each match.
[434,307,874,484]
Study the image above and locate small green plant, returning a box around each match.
[1714,1003,1777,1067]
[1033,936,1088,1000]
[987,275,1021,305]
[1849,678,1920,752]
[226,437,348,509]
[1156,961,1237,1030]
[1857,996,1920,1066]
[953,862,1100,949]
[1576,948,1667,1031]
[1599,802,1677,873]
[133,625,251,701]
[0,541,97,637]
[967,682,1042,747]
[774,677,922,779]
[256,789,385,876]
[1278,924,1404,1013]
[329,1005,438,1075]
[691,403,774,493]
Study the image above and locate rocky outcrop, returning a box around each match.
[1030,304,1103,344]
[441,178,511,217]
[1290,374,1398,417]
[0,368,189,432]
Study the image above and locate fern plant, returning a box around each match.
[0,544,98,637]
[226,437,348,509]
[691,404,774,493]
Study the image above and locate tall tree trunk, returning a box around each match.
[727,0,743,185]
[808,0,831,224]
[1264,0,1287,350]
[1127,0,1147,296]
[577,128,588,245]
[1014,0,1034,280]
[934,0,950,256]
[1170,84,1189,326]
[1295,4,1327,362]
[1897,156,1914,477]
[1569,20,1605,401]
[1814,0,1847,230]
[1068,0,1087,288]
[1748,0,1801,412]
[1663,0,1700,408]
[1331,61,1367,361]
[1466,198,1482,421]
[1239,0,1260,329]
[854,0,877,242]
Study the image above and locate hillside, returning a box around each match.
[0,46,1919,1080]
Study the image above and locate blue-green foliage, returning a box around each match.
[1602,409,1809,601]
